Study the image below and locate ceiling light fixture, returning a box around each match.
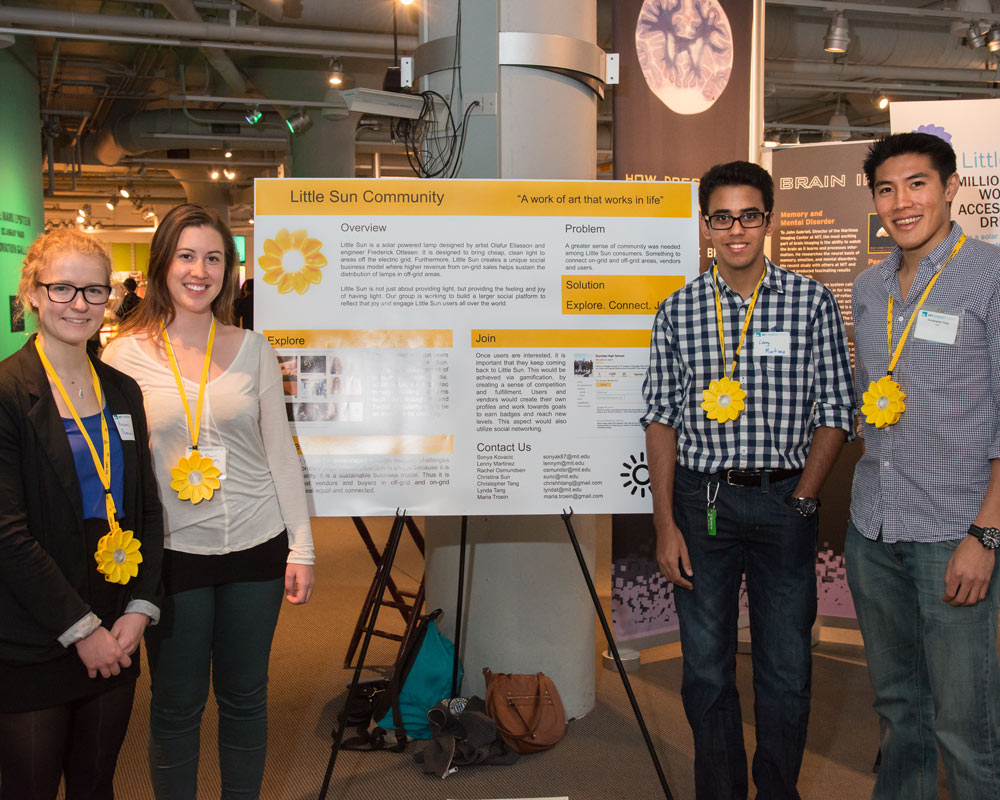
[118,184,130,198]
[968,22,987,49]
[223,142,233,158]
[828,99,851,141]
[245,106,262,125]
[824,11,850,54]
[210,168,220,180]
[78,203,90,218]
[286,109,314,135]
[223,169,236,181]
[987,26,1000,52]
[328,57,345,87]
[875,91,890,110]
[105,196,118,211]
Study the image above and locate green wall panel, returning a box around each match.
[0,39,43,357]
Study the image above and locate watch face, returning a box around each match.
[793,497,818,517]
[982,528,1000,549]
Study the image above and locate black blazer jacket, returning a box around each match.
[0,335,164,663]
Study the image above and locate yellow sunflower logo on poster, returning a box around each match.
[258,229,327,294]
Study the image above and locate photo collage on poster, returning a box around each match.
[279,351,364,426]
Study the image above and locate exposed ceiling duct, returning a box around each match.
[93,109,286,165]
[160,0,246,95]
[0,4,416,54]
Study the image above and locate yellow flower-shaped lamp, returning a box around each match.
[258,228,327,294]
[94,528,142,585]
[702,376,747,424]
[170,450,222,504]
[862,375,906,428]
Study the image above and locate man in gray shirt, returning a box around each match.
[849,132,1000,799]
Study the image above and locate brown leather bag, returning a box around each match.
[482,668,567,754]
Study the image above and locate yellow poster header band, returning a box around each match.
[295,434,454,456]
[561,274,684,315]
[263,330,452,349]
[471,329,651,348]
[256,179,691,218]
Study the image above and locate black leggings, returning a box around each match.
[0,680,135,800]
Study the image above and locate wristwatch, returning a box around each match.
[787,496,821,518]
[967,523,1000,550]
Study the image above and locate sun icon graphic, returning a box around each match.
[621,452,650,497]
[258,228,327,294]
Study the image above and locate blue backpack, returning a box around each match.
[372,609,462,745]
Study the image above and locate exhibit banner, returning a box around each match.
[608,0,759,644]
[891,98,1000,247]
[254,178,698,516]
[613,0,756,272]
[771,141,874,620]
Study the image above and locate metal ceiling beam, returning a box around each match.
[766,0,1000,25]
[0,5,417,51]
[766,58,999,84]
[0,26,394,60]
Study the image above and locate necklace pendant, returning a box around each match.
[861,376,906,428]
[702,376,747,424]
[170,449,222,504]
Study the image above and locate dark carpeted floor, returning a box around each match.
[95,515,936,799]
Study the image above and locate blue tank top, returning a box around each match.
[63,408,126,521]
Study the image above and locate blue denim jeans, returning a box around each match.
[672,466,818,800]
[146,578,284,800]
[845,521,1000,800]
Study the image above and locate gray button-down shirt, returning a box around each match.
[851,223,1000,542]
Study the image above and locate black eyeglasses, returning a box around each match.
[35,282,112,304]
[704,211,768,231]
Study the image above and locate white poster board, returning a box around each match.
[254,179,698,516]
[891,98,1000,246]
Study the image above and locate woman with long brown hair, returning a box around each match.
[103,204,314,799]
[0,229,163,799]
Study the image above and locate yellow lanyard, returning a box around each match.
[35,339,119,531]
[712,261,768,380]
[884,234,965,377]
[161,318,216,450]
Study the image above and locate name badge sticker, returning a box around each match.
[112,414,135,441]
[913,310,960,345]
[188,445,228,479]
[754,331,791,357]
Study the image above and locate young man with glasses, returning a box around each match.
[642,161,855,799]
[848,132,1000,799]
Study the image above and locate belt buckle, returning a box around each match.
[725,469,741,486]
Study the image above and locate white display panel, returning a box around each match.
[255,179,698,516]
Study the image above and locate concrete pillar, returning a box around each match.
[0,37,44,358]
[420,0,600,720]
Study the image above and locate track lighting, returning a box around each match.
[210,168,220,180]
[968,22,987,49]
[987,26,1000,53]
[328,57,345,87]
[106,196,118,211]
[245,106,262,125]
[223,169,236,181]
[824,11,850,54]
[286,110,314,135]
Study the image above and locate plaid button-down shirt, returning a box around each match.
[641,258,855,473]
[851,224,1000,542]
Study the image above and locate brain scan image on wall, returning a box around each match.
[635,0,733,115]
